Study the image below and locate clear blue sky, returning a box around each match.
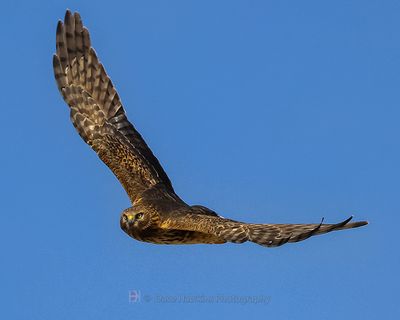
[1,0,398,319]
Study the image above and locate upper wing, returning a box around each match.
[160,214,368,247]
[53,10,174,202]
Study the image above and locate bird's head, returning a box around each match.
[120,206,152,234]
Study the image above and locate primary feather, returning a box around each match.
[54,10,368,247]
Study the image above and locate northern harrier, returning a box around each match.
[53,10,368,247]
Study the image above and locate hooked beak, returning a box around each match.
[126,214,135,226]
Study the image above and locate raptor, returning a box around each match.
[53,10,368,247]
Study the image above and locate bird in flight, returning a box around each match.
[53,10,367,247]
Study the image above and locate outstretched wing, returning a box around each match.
[53,10,174,202]
[160,214,368,247]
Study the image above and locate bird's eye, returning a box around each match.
[135,213,144,220]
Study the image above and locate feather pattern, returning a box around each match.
[53,10,174,202]
[159,214,368,247]
[54,10,368,247]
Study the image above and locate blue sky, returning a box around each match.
[1,0,399,319]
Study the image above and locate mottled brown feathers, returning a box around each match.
[157,213,367,247]
[54,10,368,247]
[53,10,174,202]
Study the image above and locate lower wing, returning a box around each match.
[160,214,368,247]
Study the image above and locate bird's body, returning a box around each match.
[53,10,367,247]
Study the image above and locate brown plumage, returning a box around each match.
[53,10,368,247]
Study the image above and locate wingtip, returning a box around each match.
[64,9,74,28]
[348,219,368,229]
[74,11,82,20]
[343,216,354,224]
[56,20,63,32]
[348,215,368,227]
[65,9,72,19]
